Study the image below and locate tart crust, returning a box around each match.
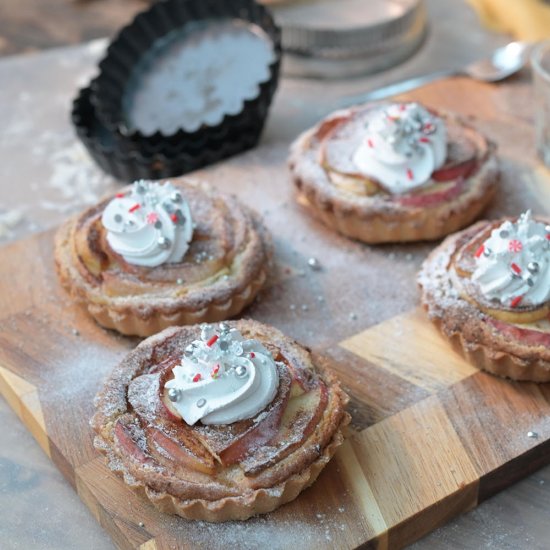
[91,320,350,521]
[418,219,550,382]
[55,180,272,336]
[289,104,499,243]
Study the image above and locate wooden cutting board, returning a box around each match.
[1,77,550,549]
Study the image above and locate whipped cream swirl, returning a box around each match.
[165,323,279,426]
[101,180,193,267]
[472,211,550,307]
[352,102,447,194]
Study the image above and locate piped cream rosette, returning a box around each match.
[165,322,279,425]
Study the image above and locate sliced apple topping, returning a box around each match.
[397,178,465,207]
[485,316,550,346]
[316,107,483,200]
[147,427,217,475]
[114,419,151,465]
[317,111,382,197]
[241,381,328,476]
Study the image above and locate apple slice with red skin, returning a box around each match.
[161,391,185,422]
[397,178,465,207]
[218,397,287,466]
[215,366,293,466]
[114,420,151,465]
[242,381,328,476]
[486,316,550,346]
[314,112,354,142]
[129,370,220,473]
[157,362,292,465]
[147,427,217,475]
[317,110,382,196]
[432,130,478,182]
[432,157,476,182]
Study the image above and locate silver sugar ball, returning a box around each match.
[171,191,183,203]
[235,366,248,378]
[545,225,550,233]
[527,431,539,439]
[483,247,492,257]
[158,236,171,249]
[219,340,229,351]
[154,220,162,229]
[527,278,534,287]
[167,388,181,402]
[114,214,123,223]
[196,398,206,408]
[218,322,230,333]
[184,344,195,357]
[307,257,321,271]
[135,181,147,194]
[499,230,509,238]
[528,262,540,274]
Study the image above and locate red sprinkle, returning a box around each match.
[546,234,550,241]
[511,262,522,274]
[128,203,141,213]
[146,212,158,224]
[406,168,414,181]
[419,137,431,143]
[423,122,433,131]
[206,334,219,347]
[193,373,202,383]
[250,352,256,359]
[367,138,374,148]
[475,244,485,258]
[508,239,523,253]
[211,364,220,378]
[115,192,125,198]
[510,296,523,308]
[170,213,178,223]
[399,104,407,111]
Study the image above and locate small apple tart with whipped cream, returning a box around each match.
[55,179,271,336]
[419,211,550,381]
[91,320,350,521]
[289,101,499,243]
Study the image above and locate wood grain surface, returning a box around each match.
[1,75,550,548]
[1,230,549,550]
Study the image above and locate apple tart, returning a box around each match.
[91,320,350,521]
[55,179,271,336]
[289,101,499,243]
[419,211,550,381]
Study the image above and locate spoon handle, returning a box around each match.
[338,69,457,107]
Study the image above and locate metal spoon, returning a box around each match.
[339,41,531,106]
